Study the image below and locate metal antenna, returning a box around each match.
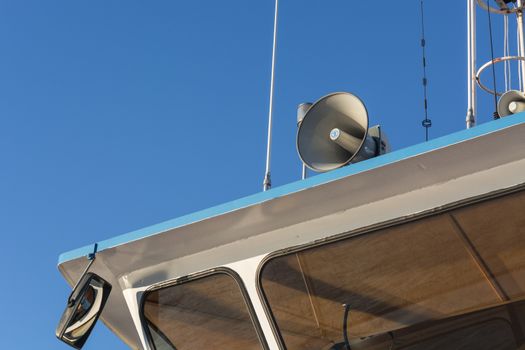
[466,0,477,129]
[263,0,279,191]
[420,0,432,141]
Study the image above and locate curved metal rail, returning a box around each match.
[476,56,525,96]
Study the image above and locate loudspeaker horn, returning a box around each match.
[498,90,525,117]
[297,92,388,173]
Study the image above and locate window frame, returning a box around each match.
[255,184,525,350]
[140,267,269,350]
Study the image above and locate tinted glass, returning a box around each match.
[143,272,263,350]
[260,190,525,349]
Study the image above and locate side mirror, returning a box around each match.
[56,272,112,349]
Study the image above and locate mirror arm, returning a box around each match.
[68,243,98,307]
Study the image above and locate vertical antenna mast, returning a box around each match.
[467,0,477,128]
[263,0,279,191]
[517,0,525,90]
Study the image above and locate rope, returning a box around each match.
[486,0,500,119]
[420,0,432,141]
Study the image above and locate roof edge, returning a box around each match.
[58,113,525,265]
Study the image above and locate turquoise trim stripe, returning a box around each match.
[58,113,525,264]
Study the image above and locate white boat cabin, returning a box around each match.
[57,113,525,349]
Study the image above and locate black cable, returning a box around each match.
[343,304,352,350]
[420,0,432,141]
[486,0,501,119]
[388,331,395,350]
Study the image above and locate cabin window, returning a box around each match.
[259,190,525,350]
[142,271,265,350]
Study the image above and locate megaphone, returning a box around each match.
[296,92,389,173]
[498,90,525,117]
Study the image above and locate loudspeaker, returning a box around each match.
[297,92,388,172]
[498,90,525,117]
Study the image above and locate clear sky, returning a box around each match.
[0,1,513,349]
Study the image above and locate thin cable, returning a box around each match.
[510,2,517,91]
[263,0,279,191]
[388,332,395,350]
[420,0,432,141]
[342,304,352,350]
[504,15,509,91]
[486,0,500,118]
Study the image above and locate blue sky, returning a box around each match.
[0,1,512,349]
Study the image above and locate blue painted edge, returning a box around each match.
[58,113,525,265]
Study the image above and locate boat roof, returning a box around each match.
[58,113,525,265]
[57,112,525,349]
